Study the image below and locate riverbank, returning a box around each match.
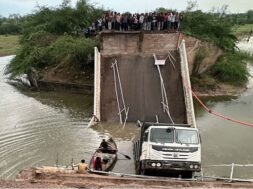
[0,35,19,57]
[193,81,247,98]
[28,68,246,98]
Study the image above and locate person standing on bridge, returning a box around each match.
[139,13,144,30]
[174,12,179,31]
[151,13,157,31]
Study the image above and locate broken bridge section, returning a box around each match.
[93,31,193,125]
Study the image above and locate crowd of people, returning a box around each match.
[85,11,183,37]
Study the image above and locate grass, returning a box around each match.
[0,35,20,57]
[232,24,253,36]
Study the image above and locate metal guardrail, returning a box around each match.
[89,163,253,183]
[201,163,253,182]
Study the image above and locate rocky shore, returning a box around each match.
[193,82,247,98]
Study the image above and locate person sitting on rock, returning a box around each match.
[73,159,88,173]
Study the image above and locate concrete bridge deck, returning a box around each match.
[100,53,186,123]
[92,32,195,126]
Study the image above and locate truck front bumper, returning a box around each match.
[141,160,201,172]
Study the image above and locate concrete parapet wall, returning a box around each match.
[142,33,179,54]
[101,32,179,55]
[102,32,140,54]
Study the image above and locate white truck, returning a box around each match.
[133,122,201,178]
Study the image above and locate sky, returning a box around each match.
[0,0,252,17]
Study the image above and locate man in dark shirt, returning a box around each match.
[100,139,108,152]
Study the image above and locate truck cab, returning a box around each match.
[133,122,201,178]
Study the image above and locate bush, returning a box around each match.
[5,0,103,78]
[211,52,251,85]
[0,23,22,34]
[21,1,103,39]
[191,74,217,90]
[23,31,57,47]
[182,11,237,51]
[49,35,98,67]
[5,34,98,78]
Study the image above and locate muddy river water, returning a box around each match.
[0,38,253,180]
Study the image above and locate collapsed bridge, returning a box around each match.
[91,31,196,127]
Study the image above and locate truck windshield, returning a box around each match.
[176,129,199,144]
[150,128,174,143]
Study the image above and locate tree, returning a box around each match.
[246,10,253,23]
[186,0,198,12]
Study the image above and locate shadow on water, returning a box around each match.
[21,90,94,120]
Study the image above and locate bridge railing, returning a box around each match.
[178,40,196,128]
[88,47,101,127]
[200,163,253,182]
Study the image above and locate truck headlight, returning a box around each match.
[157,163,161,167]
[194,165,198,169]
[151,163,156,167]
[190,165,194,169]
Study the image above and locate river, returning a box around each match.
[0,38,253,180]
[197,37,253,179]
[0,55,137,179]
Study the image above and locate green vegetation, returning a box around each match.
[191,75,217,91]
[3,0,253,89]
[182,2,253,86]
[5,0,103,79]
[0,35,20,56]
[225,10,253,26]
[232,24,253,36]
[210,52,252,85]
[6,34,98,78]
[0,14,23,35]
[192,52,253,89]
[182,11,237,51]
